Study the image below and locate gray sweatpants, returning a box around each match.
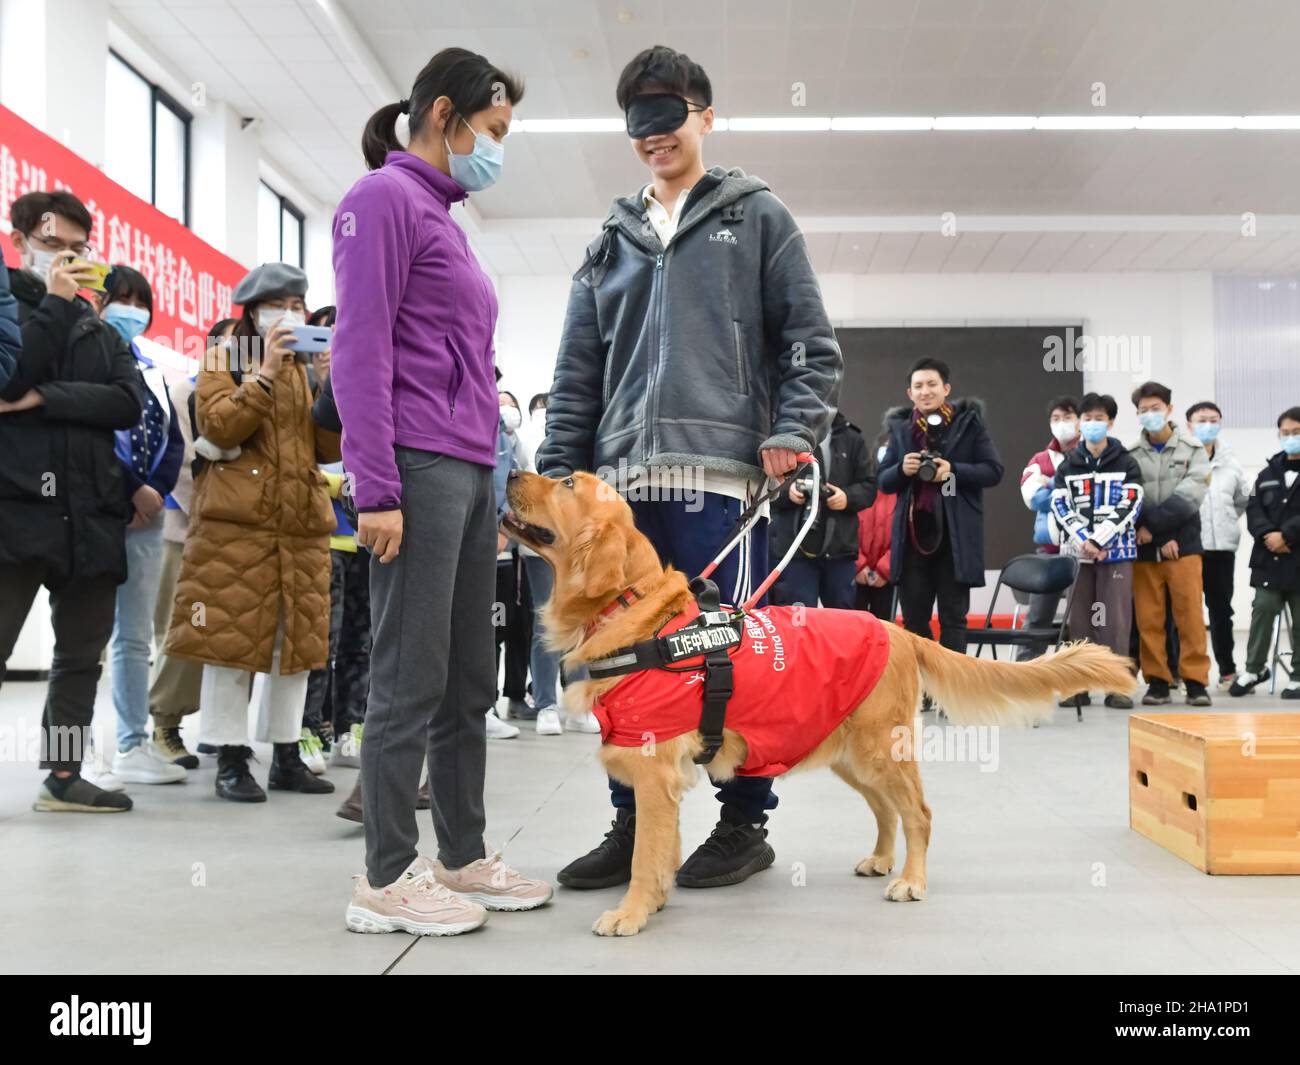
[1066,560,1133,657]
[363,447,496,887]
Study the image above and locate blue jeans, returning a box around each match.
[111,515,165,752]
[609,493,778,825]
[522,553,562,710]
[770,554,857,609]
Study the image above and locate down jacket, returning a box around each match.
[165,359,340,675]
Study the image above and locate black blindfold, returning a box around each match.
[625,93,706,139]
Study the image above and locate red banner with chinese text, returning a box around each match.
[0,102,245,363]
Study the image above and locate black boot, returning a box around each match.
[556,809,636,889]
[215,746,266,803]
[269,742,335,793]
[676,805,776,888]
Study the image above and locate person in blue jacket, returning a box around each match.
[99,266,185,787]
[0,259,19,390]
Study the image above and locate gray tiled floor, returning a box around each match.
[1,676,1298,975]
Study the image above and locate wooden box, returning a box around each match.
[1129,713,1300,874]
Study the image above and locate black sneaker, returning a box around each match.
[557,809,635,889]
[1059,691,1091,708]
[1185,681,1212,707]
[1104,693,1134,709]
[269,742,335,794]
[675,807,776,889]
[33,772,133,813]
[215,745,266,803]
[197,742,219,756]
[1228,669,1269,697]
[1141,680,1172,705]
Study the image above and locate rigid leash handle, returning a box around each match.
[694,450,820,612]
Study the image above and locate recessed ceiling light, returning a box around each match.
[617,9,632,23]
[572,48,589,60]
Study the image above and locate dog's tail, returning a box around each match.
[905,630,1136,727]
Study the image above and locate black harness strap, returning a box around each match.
[688,577,734,765]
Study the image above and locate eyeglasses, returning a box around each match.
[26,232,91,257]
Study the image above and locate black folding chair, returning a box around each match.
[970,552,1080,673]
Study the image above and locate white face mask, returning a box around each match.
[531,408,546,423]
[1050,419,1078,444]
[25,246,61,281]
[876,446,888,464]
[256,306,305,334]
[500,406,522,432]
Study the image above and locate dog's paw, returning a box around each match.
[855,855,894,877]
[884,877,926,901]
[592,908,649,936]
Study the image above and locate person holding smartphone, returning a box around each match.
[0,190,143,812]
[164,263,340,803]
[331,47,551,937]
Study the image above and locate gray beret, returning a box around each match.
[233,262,308,305]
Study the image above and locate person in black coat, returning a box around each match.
[1229,406,1300,698]
[770,411,875,608]
[878,357,1005,657]
[0,190,143,813]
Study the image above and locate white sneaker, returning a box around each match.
[564,711,602,734]
[299,729,327,775]
[112,742,187,784]
[82,765,127,792]
[485,710,519,740]
[332,723,362,768]
[535,708,562,736]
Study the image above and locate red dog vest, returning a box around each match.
[592,604,891,777]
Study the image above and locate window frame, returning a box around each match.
[260,180,306,268]
[108,49,192,226]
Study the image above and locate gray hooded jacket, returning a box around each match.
[535,167,842,482]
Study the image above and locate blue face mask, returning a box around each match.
[104,302,150,343]
[1138,409,1168,433]
[445,116,503,192]
[1079,420,1108,444]
[1281,435,1300,456]
[1193,422,1221,444]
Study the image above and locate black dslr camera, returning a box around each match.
[916,411,947,482]
[794,475,833,501]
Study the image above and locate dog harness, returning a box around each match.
[588,579,891,777]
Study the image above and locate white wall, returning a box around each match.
[496,268,1282,635]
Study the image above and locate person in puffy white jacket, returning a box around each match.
[1187,402,1250,689]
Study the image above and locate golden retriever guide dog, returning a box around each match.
[502,471,1135,937]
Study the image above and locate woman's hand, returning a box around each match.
[358,509,404,563]
[132,484,164,521]
[258,323,294,384]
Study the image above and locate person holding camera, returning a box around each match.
[879,357,1005,662]
[165,263,341,801]
[770,411,874,609]
[0,190,143,812]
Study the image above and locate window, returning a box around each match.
[104,51,191,225]
[257,181,305,268]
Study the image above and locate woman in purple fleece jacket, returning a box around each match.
[332,47,551,937]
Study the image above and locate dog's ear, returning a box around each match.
[574,520,628,599]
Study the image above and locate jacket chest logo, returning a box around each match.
[709,228,738,245]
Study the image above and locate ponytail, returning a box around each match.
[361,100,409,171]
[359,48,524,171]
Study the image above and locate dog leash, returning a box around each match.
[696,449,821,611]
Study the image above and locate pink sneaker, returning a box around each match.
[421,851,553,911]
[345,860,488,936]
